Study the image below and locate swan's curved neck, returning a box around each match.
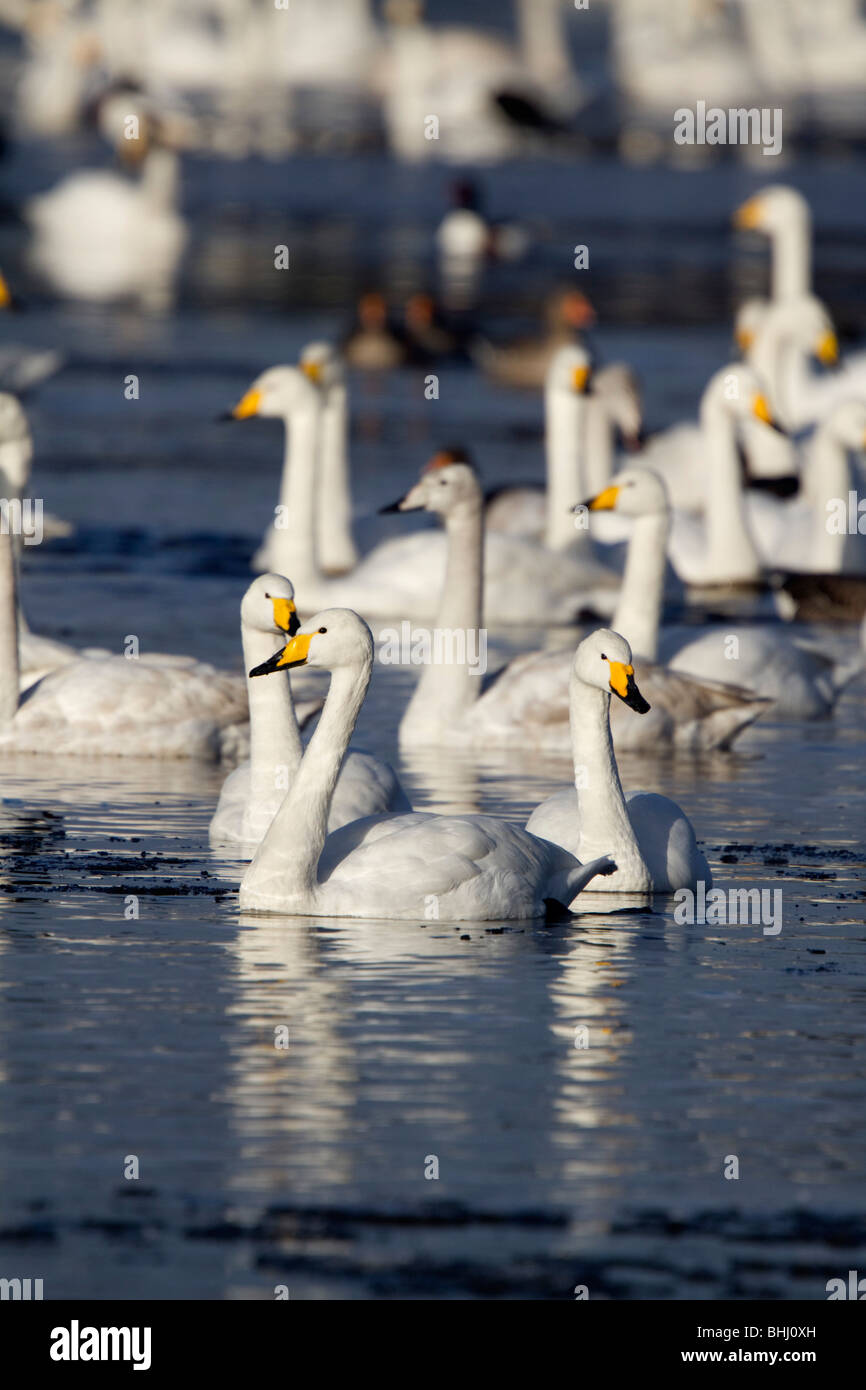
[317,382,357,573]
[613,510,669,661]
[140,147,180,209]
[242,624,303,812]
[270,402,322,584]
[569,674,650,889]
[0,528,20,723]
[701,401,762,583]
[546,388,589,551]
[242,656,371,901]
[401,498,484,734]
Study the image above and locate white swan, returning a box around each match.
[485,349,642,547]
[375,0,583,165]
[585,460,860,718]
[734,185,812,303]
[239,608,615,919]
[227,369,616,625]
[746,294,866,431]
[526,629,711,895]
[0,515,251,759]
[25,92,187,308]
[645,364,786,585]
[394,455,767,753]
[210,574,408,854]
[747,399,866,576]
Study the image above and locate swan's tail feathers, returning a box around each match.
[550,854,616,908]
[678,694,774,751]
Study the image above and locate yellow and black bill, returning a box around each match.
[250,631,311,678]
[608,659,651,714]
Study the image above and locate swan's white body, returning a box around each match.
[231,366,616,625]
[26,149,186,307]
[210,574,408,854]
[526,629,711,895]
[395,456,766,753]
[239,610,615,919]
[0,501,255,758]
[376,0,581,164]
[667,627,859,720]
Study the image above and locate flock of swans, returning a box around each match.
[2,179,864,922]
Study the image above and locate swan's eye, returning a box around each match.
[600,652,607,660]
[439,478,448,486]
[264,592,271,598]
[318,626,327,634]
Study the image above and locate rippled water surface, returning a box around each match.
[0,127,864,1298]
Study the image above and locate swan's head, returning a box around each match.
[820,399,866,452]
[300,340,343,389]
[380,448,481,518]
[734,297,769,353]
[734,185,810,234]
[249,609,373,678]
[224,366,318,421]
[0,393,30,446]
[702,364,782,431]
[580,466,668,519]
[574,629,650,714]
[547,344,592,395]
[240,574,300,638]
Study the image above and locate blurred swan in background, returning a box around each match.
[25,86,187,308]
[375,0,583,165]
[210,574,407,855]
[298,341,358,575]
[239,608,615,919]
[486,353,643,542]
[526,628,711,895]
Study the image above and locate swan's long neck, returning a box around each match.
[0,527,20,723]
[804,427,855,571]
[702,401,762,584]
[270,403,321,585]
[317,383,357,573]
[569,674,650,891]
[516,0,571,88]
[401,498,484,732]
[546,388,589,551]
[242,657,370,900]
[772,209,812,302]
[242,624,303,815]
[613,510,669,662]
[140,147,180,210]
